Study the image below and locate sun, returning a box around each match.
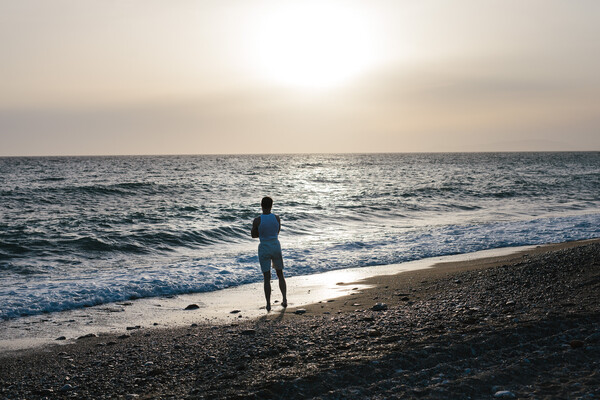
[249,2,377,89]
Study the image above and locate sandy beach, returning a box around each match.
[1,238,599,399]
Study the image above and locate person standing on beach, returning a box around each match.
[251,196,287,311]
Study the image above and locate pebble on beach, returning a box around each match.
[59,384,74,392]
[372,303,388,311]
[126,325,141,330]
[77,333,97,340]
[494,390,516,398]
[570,340,584,349]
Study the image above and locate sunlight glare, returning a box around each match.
[250,2,377,89]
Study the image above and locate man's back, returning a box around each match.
[258,213,279,241]
[251,213,281,240]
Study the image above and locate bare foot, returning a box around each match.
[266,304,271,312]
[282,300,288,308]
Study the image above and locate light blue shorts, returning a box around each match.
[258,239,284,273]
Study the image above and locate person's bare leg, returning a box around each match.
[263,271,272,311]
[276,269,287,307]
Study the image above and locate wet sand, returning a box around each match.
[1,239,599,399]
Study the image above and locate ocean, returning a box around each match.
[1,152,599,321]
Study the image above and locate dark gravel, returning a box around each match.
[1,241,599,399]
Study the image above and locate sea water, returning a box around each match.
[1,152,599,320]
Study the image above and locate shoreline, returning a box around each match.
[1,238,599,399]
[296,238,600,316]
[0,242,558,353]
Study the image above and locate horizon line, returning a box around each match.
[1,150,599,158]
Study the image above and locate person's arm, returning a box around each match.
[275,215,281,233]
[251,217,260,238]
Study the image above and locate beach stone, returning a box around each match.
[462,316,479,325]
[295,309,307,315]
[230,310,241,314]
[147,368,164,377]
[372,303,388,311]
[570,340,584,349]
[59,384,74,392]
[104,307,124,313]
[494,390,516,398]
[185,304,200,310]
[367,329,382,337]
[77,333,97,340]
[585,332,600,342]
[55,336,66,340]
[126,325,141,330]
[118,334,131,339]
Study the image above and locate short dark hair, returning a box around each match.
[261,196,273,209]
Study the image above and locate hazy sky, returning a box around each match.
[1,0,599,156]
